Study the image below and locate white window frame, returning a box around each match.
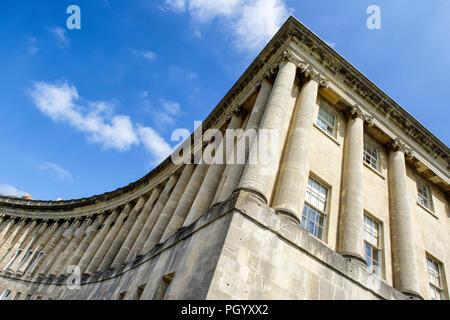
[316,103,337,137]
[0,289,10,300]
[17,250,34,271]
[25,250,44,275]
[301,176,330,241]
[363,138,380,171]
[4,249,23,270]
[417,178,433,211]
[363,214,383,276]
[427,256,446,300]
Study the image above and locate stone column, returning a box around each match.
[144,164,195,250]
[126,174,178,261]
[64,214,106,274]
[338,105,367,266]
[388,138,422,299]
[237,50,299,203]
[40,219,82,276]
[159,164,208,243]
[16,221,50,275]
[77,210,120,273]
[111,188,160,266]
[108,196,148,269]
[214,79,273,205]
[0,219,30,269]
[185,111,244,225]
[52,217,91,276]
[86,205,132,273]
[34,221,71,276]
[0,218,26,260]
[6,220,40,271]
[273,70,327,223]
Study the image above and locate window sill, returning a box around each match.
[313,123,341,146]
[363,162,385,180]
[416,202,438,219]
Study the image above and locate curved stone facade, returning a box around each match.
[0,16,448,300]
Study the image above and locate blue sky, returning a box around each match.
[0,0,448,200]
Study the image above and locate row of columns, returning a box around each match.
[0,48,423,299]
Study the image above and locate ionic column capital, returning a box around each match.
[304,66,329,88]
[390,138,413,158]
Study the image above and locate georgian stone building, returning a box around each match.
[0,16,448,300]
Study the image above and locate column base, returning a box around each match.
[341,252,368,268]
[400,289,424,300]
[275,208,301,225]
[235,187,268,205]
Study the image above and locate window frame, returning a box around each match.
[426,255,447,300]
[416,178,433,211]
[363,138,380,171]
[316,102,337,138]
[4,248,24,270]
[0,289,10,300]
[363,214,383,277]
[301,175,330,241]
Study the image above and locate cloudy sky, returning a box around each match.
[0,0,448,200]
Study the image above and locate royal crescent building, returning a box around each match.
[0,16,448,300]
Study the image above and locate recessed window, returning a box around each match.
[301,176,329,240]
[135,284,146,300]
[153,273,174,300]
[427,257,446,300]
[316,104,337,137]
[25,250,44,275]
[17,250,34,271]
[363,139,380,171]
[118,291,127,300]
[0,289,10,300]
[5,249,23,270]
[364,215,382,276]
[417,179,433,210]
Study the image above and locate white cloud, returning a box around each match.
[28,36,39,55]
[165,0,187,12]
[164,0,289,52]
[132,48,158,60]
[138,126,173,163]
[27,81,172,164]
[51,27,69,47]
[39,162,73,181]
[0,184,27,198]
[162,100,181,116]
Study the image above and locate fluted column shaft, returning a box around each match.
[40,219,81,276]
[159,164,208,243]
[108,196,148,269]
[34,221,70,276]
[77,210,119,273]
[273,77,319,223]
[185,113,244,225]
[215,79,273,205]
[129,174,178,259]
[388,140,422,299]
[16,221,50,274]
[0,219,26,260]
[6,220,39,271]
[338,107,366,265]
[145,164,195,250]
[24,220,59,275]
[86,205,131,273]
[112,188,160,266]
[64,215,106,274]
[0,219,32,269]
[51,218,91,276]
[238,57,298,203]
